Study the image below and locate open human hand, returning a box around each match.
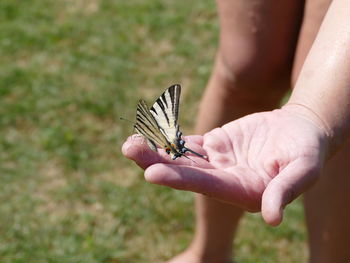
[122,107,329,226]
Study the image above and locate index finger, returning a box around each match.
[122,134,209,169]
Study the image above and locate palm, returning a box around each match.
[122,109,328,225]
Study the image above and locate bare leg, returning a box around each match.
[167,0,304,262]
[305,142,350,263]
[292,0,350,262]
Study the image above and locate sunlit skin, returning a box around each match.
[123,0,350,262]
[123,106,327,224]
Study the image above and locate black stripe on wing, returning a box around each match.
[155,97,170,125]
[161,93,168,107]
[149,85,181,136]
[168,84,181,124]
[135,100,170,148]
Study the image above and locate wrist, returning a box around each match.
[282,103,332,137]
[282,103,335,156]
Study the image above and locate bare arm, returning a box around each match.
[122,0,350,226]
[286,0,350,154]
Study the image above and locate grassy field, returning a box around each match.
[0,0,307,262]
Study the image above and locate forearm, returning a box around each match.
[286,0,350,153]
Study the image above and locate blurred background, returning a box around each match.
[0,0,307,262]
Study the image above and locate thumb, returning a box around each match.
[261,158,321,226]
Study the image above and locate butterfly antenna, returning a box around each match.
[119,117,134,123]
[120,117,137,134]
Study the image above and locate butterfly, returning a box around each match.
[134,84,207,160]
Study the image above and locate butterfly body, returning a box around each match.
[134,84,206,160]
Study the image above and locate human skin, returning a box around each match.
[123,109,328,222]
[122,0,350,262]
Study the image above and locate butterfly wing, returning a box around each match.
[134,85,207,161]
[134,99,170,151]
[149,84,181,142]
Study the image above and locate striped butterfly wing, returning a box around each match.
[134,99,170,151]
[149,84,181,142]
[134,84,207,160]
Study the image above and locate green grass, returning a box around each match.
[0,0,307,262]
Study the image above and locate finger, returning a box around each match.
[122,135,163,169]
[144,163,257,209]
[202,128,238,168]
[122,135,208,169]
[261,158,320,226]
[181,136,208,160]
[183,135,204,147]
